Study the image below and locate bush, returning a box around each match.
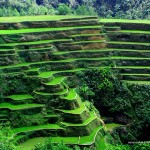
[57,4,71,15]
[0,124,17,150]
[75,5,97,16]
[34,139,80,150]
[75,68,150,141]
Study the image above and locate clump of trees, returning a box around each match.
[0,124,17,150]
[34,139,80,150]
[74,68,150,142]
[0,0,149,19]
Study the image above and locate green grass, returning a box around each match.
[54,49,108,55]
[0,15,96,23]
[104,26,120,28]
[100,19,150,24]
[110,30,150,34]
[57,102,86,114]
[0,62,29,69]
[38,68,84,78]
[43,76,66,85]
[121,73,150,76]
[123,80,150,85]
[71,33,106,37]
[34,88,68,96]
[0,39,72,46]
[73,40,106,44]
[61,111,96,127]
[109,41,150,45]
[19,126,103,150]
[115,66,150,69]
[0,103,44,110]
[105,123,123,131]
[7,94,33,100]
[61,89,77,100]
[111,56,150,60]
[13,124,63,135]
[0,26,101,35]
[109,48,150,53]
[97,136,107,150]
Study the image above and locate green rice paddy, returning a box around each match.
[0,15,149,150]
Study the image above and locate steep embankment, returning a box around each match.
[0,16,149,149]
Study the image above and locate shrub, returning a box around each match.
[57,4,71,15]
[34,139,80,150]
[0,124,17,150]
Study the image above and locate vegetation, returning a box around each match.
[0,124,17,150]
[75,68,150,142]
[0,0,149,19]
[34,139,80,150]
[0,14,149,150]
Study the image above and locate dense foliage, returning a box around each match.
[0,124,17,150]
[0,72,40,100]
[0,0,149,19]
[34,139,80,150]
[74,68,150,142]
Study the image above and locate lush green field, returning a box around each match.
[100,19,150,24]
[0,15,88,23]
[0,15,149,150]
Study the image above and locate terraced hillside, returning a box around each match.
[100,19,150,84]
[0,16,149,150]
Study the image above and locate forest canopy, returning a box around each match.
[0,0,149,19]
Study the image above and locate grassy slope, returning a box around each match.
[100,19,150,24]
[0,15,90,23]
[19,126,103,150]
[0,15,149,149]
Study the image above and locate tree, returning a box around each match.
[0,124,17,150]
[75,4,97,16]
[57,4,71,15]
[0,71,7,101]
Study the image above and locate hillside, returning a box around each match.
[0,15,150,150]
[0,0,149,19]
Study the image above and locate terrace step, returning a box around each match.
[105,123,123,131]
[0,63,30,73]
[116,66,150,74]
[71,34,106,41]
[0,103,44,111]
[108,31,150,43]
[112,57,150,66]
[56,102,90,123]
[108,41,150,50]
[61,111,101,136]
[0,26,102,35]
[0,39,73,47]
[19,126,104,150]
[101,116,114,124]
[122,80,150,85]
[100,20,150,31]
[103,26,121,31]
[43,76,66,86]
[0,49,16,54]
[44,114,60,124]
[111,50,150,58]
[59,89,82,110]
[61,111,97,126]
[41,76,66,93]
[57,40,107,51]
[53,50,111,59]
[34,88,69,97]
[13,124,64,137]
[24,68,40,76]
[6,94,34,104]
[38,68,85,81]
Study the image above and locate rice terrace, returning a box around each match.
[0,15,149,150]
